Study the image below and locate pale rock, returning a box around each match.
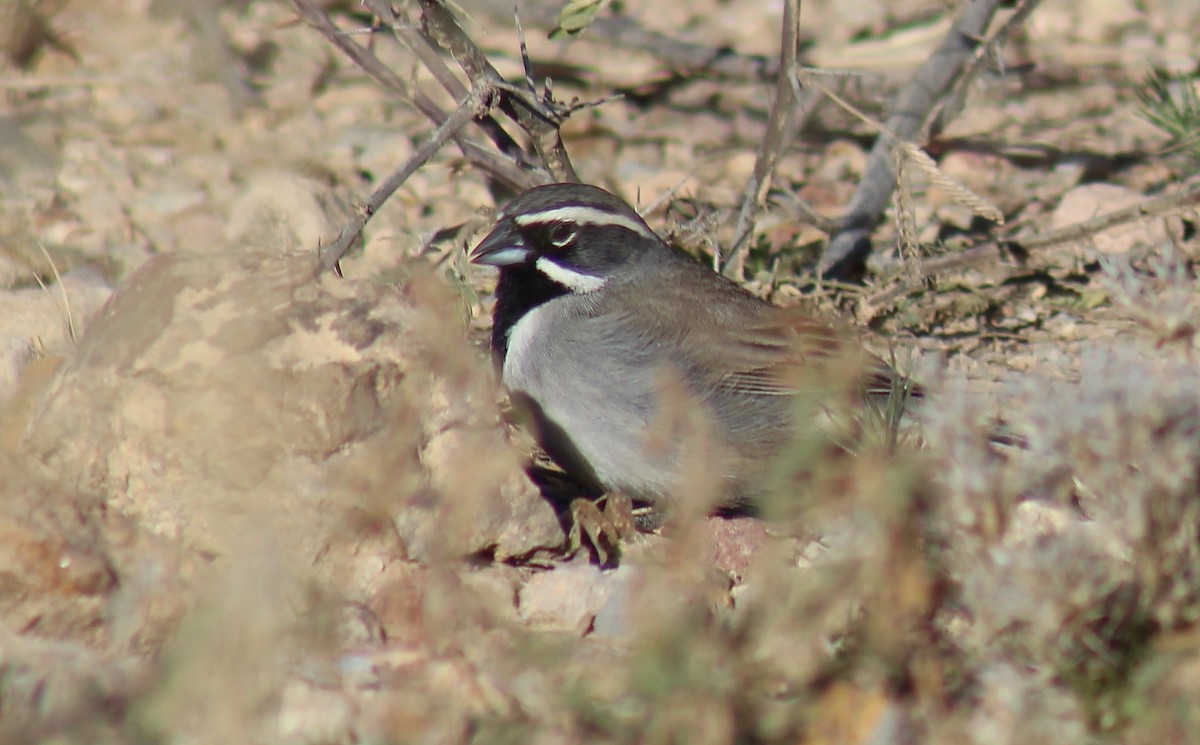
[1052,183,1180,257]
[519,563,617,633]
[19,246,559,576]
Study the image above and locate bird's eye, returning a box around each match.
[547,224,577,248]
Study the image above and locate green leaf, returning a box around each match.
[551,0,610,38]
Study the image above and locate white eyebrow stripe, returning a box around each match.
[535,257,607,293]
[513,205,655,239]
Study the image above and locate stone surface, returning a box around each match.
[18,243,560,576]
[519,563,617,633]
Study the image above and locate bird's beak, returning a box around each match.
[470,221,531,266]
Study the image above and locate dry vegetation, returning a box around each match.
[2,0,1200,743]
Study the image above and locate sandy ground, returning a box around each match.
[2,0,1200,743]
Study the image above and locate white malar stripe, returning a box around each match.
[535,257,607,293]
[513,206,655,240]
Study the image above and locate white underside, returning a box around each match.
[503,301,549,387]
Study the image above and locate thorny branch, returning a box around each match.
[360,0,528,168]
[930,0,1047,138]
[416,0,578,183]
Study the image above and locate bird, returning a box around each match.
[470,182,918,515]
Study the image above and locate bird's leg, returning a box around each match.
[566,492,636,566]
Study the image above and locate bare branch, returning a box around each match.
[819,0,1010,281]
[417,0,578,182]
[1015,180,1200,252]
[318,85,495,271]
[931,0,1047,138]
[289,0,537,191]
[291,0,600,275]
[360,0,529,165]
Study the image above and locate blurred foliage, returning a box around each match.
[550,0,614,40]
[1138,68,1200,161]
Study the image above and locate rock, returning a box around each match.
[0,622,143,738]
[519,563,617,633]
[17,245,560,581]
[0,455,117,645]
[699,516,770,581]
[1051,183,1180,257]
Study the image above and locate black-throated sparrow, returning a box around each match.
[470,183,916,513]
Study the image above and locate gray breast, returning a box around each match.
[502,295,729,503]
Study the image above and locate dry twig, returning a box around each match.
[858,177,1200,317]
[721,0,804,280]
[361,0,529,167]
[930,0,1047,138]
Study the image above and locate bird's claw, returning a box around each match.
[566,492,636,566]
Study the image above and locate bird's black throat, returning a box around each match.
[490,264,570,360]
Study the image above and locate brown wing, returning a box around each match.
[600,260,914,403]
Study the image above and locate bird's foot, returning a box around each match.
[566,492,636,566]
